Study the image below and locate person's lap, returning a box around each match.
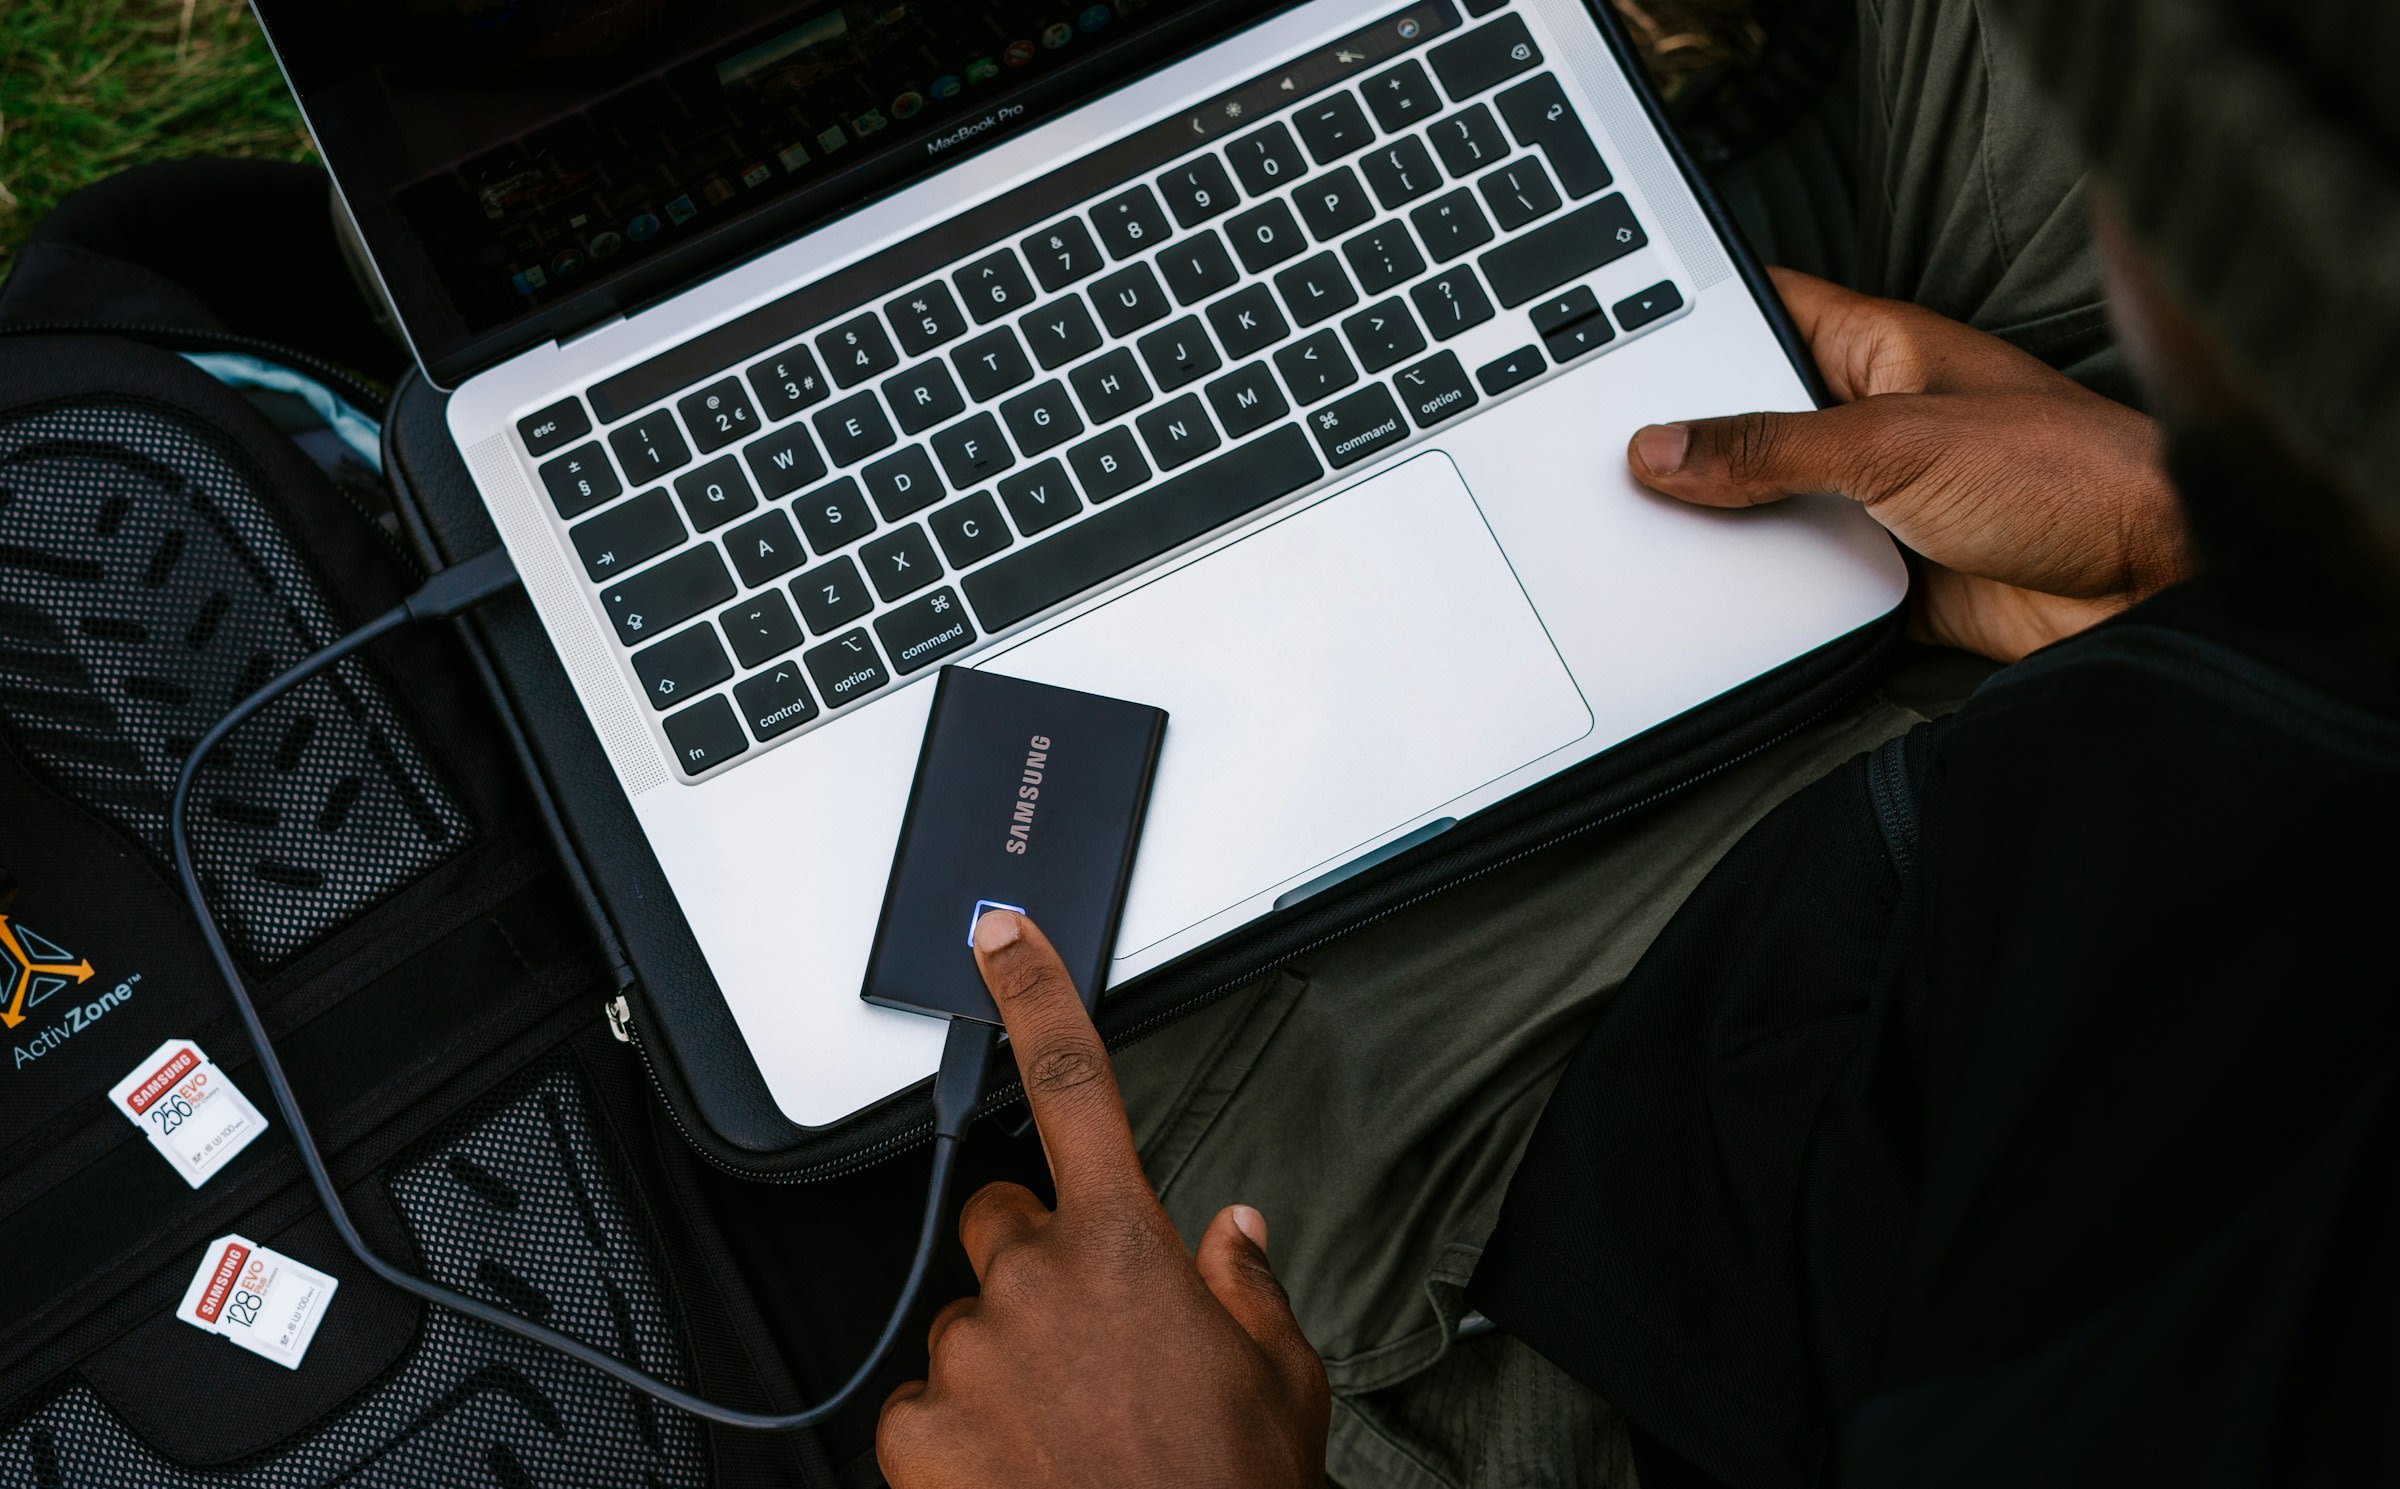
[1107,0,2110,1481]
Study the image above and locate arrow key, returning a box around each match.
[1613,279,1685,332]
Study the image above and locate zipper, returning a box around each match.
[1864,730,1918,879]
[0,321,390,415]
[622,690,1858,1184]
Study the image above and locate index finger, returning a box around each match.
[972,909,1147,1205]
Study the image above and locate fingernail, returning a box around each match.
[1633,423,1690,476]
[972,909,1022,953]
[1230,1204,1268,1250]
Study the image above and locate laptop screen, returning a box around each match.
[256,0,1292,384]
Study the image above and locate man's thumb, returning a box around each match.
[1196,1206,1320,1383]
[1628,404,1895,509]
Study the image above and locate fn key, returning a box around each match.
[664,696,747,776]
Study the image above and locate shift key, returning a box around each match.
[1478,195,1647,307]
[600,545,736,645]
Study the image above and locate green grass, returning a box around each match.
[0,0,314,265]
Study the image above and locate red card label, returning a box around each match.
[193,1241,250,1324]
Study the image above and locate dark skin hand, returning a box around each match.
[877,909,1330,1488]
[1629,267,2190,663]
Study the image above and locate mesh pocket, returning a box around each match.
[0,397,469,966]
[0,1062,709,1486]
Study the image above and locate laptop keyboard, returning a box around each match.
[515,2,1683,780]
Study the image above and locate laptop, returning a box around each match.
[254,0,1905,1128]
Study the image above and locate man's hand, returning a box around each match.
[877,910,1330,1488]
[1629,268,2189,662]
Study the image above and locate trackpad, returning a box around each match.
[977,451,1592,955]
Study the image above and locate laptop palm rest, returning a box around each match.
[977,450,1593,957]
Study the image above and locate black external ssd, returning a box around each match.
[862,666,1167,1026]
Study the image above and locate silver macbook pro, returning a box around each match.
[255,0,1906,1126]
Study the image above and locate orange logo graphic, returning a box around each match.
[0,914,94,1030]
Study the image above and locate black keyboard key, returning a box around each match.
[1136,394,1221,472]
[744,423,827,498]
[1022,295,1103,369]
[748,346,830,419]
[813,390,897,466]
[792,555,873,631]
[570,488,682,581]
[793,476,876,553]
[1295,166,1376,241]
[1274,328,1359,405]
[1091,184,1173,260]
[999,459,1083,536]
[1092,261,1172,338]
[723,508,806,588]
[720,590,804,668]
[1158,230,1240,306]
[803,629,890,709]
[1411,266,1497,339]
[1476,344,1544,395]
[664,695,747,775]
[1530,285,1601,335]
[1462,0,1505,15]
[1479,157,1561,230]
[1394,349,1479,427]
[1361,136,1442,209]
[1274,253,1360,328]
[1613,279,1685,331]
[519,397,590,457]
[678,378,758,454]
[1136,317,1222,391]
[1207,283,1291,359]
[1070,348,1153,424]
[1294,91,1375,164]
[1021,219,1105,292]
[860,523,943,601]
[1000,379,1085,456]
[863,445,944,520]
[878,587,978,674]
[965,425,1322,632]
[928,491,1014,568]
[1158,155,1240,229]
[1225,199,1307,274]
[1341,298,1427,372]
[1307,381,1408,469]
[818,313,898,387]
[1542,312,1616,363]
[931,412,1015,489]
[952,325,1036,402]
[883,360,965,436]
[609,411,690,483]
[1067,426,1150,502]
[886,283,968,356]
[1411,189,1497,262]
[601,545,736,645]
[1362,59,1441,132]
[1480,194,1647,305]
[1496,74,1612,198]
[539,443,622,518]
[1342,221,1426,294]
[956,249,1037,323]
[1429,14,1542,100]
[733,659,819,740]
[1204,361,1290,438]
[1226,121,1307,195]
[1429,104,1509,176]
[672,455,758,533]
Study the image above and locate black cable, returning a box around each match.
[169,545,1000,1430]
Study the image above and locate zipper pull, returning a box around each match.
[605,994,633,1043]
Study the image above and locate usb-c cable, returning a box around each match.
[169,545,998,1430]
